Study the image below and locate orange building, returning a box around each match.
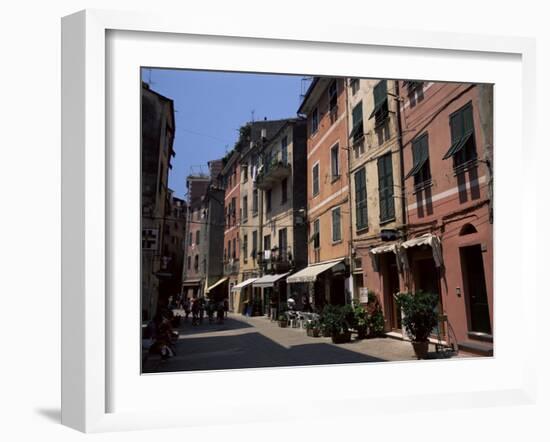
[288,78,352,308]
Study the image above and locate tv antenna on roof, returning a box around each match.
[144,68,155,86]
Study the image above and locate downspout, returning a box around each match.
[394,81,409,292]
[345,79,354,304]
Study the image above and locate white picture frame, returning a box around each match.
[61,9,538,433]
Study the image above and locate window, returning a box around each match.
[405,81,424,107]
[243,234,248,263]
[354,168,368,230]
[242,195,248,222]
[252,230,258,259]
[189,232,192,245]
[278,228,288,259]
[242,163,248,182]
[369,80,389,127]
[330,143,340,178]
[377,153,395,222]
[187,255,191,270]
[312,219,320,249]
[281,136,288,164]
[232,238,236,259]
[231,197,236,223]
[405,133,431,188]
[264,234,271,252]
[312,163,320,196]
[351,102,364,152]
[350,78,359,95]
[252,189,258,215]
[332,207,342,242]
[194,255,199,271]
[195,230,200,245]
[266,189,272,212]
[311,107,319,134]
[281,178,288,204]
[227,240,231,261]
[328,80,337,115]
[444,102,477,168]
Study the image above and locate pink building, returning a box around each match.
[398,81,493,355]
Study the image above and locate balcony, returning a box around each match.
[223,258,240,275]
[257,248,293,273]
[255,152,292,190]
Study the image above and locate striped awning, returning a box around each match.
[287,260,344,284]
[252,273,290,288]
[205,277,228,294]
[231,278,257,291]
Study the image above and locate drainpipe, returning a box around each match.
[394,81,408,232]
[344,79,354,304]
[394,81,408,294]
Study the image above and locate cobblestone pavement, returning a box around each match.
[142,312,471,373]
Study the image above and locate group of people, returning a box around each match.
[181,297,228,325]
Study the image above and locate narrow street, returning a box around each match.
[142,312,467,373]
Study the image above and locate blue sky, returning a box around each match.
[143,68,309,199]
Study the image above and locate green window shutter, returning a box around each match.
[332,207,341,242]
[352,102,363,127]
[355,168,368,230]
[373,80,387,107]
[378,154,394,221]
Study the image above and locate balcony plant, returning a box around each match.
[395,291,439,359]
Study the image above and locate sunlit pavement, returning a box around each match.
[142,312,471,373]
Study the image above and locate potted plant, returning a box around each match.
[395,291,439,359]
[352,302,368,339]
[366,291,385,338]
[277,314,288,328]
[305,320,321,337]
[320,305,352,343]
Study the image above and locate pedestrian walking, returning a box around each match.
[216,302,224,324]
[223,298,229,318]
[183,299,191,321]
[191,298,199,326]
[199,299,205,324]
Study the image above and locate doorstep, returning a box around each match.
[458,340,493,357]
[385,331,449,346]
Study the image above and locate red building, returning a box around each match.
[220,151,241,311]
[398,81,493,355]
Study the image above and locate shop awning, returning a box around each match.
[252,272,290,288]
[287,260,344,284]
[205,277,228,294]
[182,278,202,286]
[369,243,397,255]
[231,278,257,291]
[401,234,443,268]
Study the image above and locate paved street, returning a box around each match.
[143,312,467,373]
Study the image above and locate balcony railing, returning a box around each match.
[255,152,292,190]
[223,259,240,275]
[257,248,294,273]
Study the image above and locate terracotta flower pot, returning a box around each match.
[412,341,429,359]
[331,331,351,344]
